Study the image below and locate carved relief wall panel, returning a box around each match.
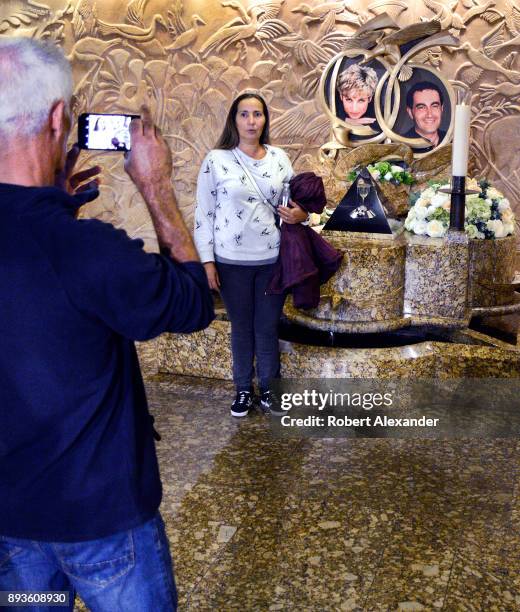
[2,0,519,250]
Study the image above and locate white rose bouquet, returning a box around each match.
[404,179,516,239]
[348,161,414,186]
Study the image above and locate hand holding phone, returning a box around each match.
[124,106,199,263]
[78,113,138,152]
[123,106,172,194]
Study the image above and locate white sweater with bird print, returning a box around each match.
[194,146,294,265]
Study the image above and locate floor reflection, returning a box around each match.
[78,375,520,610]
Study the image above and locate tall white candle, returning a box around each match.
[452,103,471,177]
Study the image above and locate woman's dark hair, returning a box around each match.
[215,93,270,149]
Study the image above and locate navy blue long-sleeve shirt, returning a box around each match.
[0,184,214,541]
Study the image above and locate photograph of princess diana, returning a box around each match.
[321,55,385,138]
[336,63,378,126]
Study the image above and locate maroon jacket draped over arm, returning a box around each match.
[267,172,343,309]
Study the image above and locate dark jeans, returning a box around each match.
[0,513,177,611]
[217,262,286,392]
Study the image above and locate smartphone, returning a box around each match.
[78,112,139,152]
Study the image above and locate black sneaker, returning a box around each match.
[260,390,284,416]
[230,390,253,417]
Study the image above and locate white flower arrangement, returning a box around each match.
[348,162,414,186]
[405,179,516,239]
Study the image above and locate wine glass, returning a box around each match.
[358,178,369,204]
[350,178,376,219]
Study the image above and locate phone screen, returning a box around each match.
[78,113,137,151]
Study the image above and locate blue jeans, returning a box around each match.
[217,262,286,392]
[0,513,176,611]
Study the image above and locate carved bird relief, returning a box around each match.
[252,18,293,56]
[271,99,329,144]
[276,29,352,69]
[260,62,303,104]
[361,20,442,65]
[199,5,265,57]
[96,13,167,43]
[331,13,398,54]
[455,20,507,85]
[199,1,291,59]
[71,0,97,39]
[273,27,356,97]
[291,1,359,36]
[460,0,498,26]
[289,3,359,40]
[422,0,498,32]
[485,1,520,53]
[460,41,520,82]
[356,13,399,35]
[0,0,50,33]
[494,31,520,53]
[421,0,466,32]
[165,15,206,60]
[126,0,150,28]
[480,79,520,103]
[343,30,384,51]
[503,0,520,36]
[248,0,286,21]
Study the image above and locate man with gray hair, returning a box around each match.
[0,37,214,610]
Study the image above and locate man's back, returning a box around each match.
[0,183,214,542]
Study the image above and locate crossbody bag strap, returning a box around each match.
[232,148,278,214]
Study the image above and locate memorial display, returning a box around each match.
[159,13,519,382]
[280,13,519,336]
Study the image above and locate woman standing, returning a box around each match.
[194,93,307,417]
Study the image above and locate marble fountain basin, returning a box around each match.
[138,234,520,381]
[145,315,520,381]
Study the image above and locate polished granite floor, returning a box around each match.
[76,374,520,611]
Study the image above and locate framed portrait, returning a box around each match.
[320,45,457,158]
[319,50,394,145]
[375,65,455,155]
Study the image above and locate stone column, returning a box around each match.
[404,230,470,325]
